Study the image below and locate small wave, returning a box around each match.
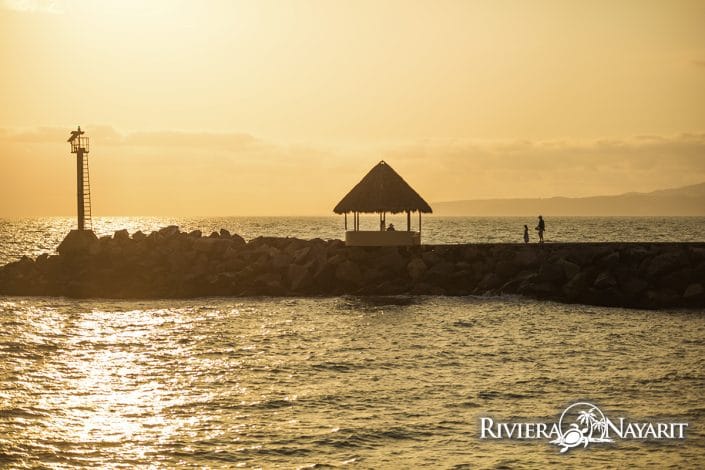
[636,371,705,385]
[250,398,296,410]
[313,426,433,450]
[0,407,50,419]
[0,341,59,358]
[686,407,705,417]
[682,338,705,345]
[311,362,360,373]
[447,401,482,408]
[477,390,531,400]
[344,295,420,307]
[296,463,337,470]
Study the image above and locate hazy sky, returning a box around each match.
[1,0,704,215]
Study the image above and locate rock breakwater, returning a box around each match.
[1,226,704,309]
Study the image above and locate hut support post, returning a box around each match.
[419,212,422,236]
[406,210,411,231]
[344,212,347,230]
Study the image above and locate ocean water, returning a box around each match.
[1,217,704,468]
[1,216,704,265]
[0,296,703,468]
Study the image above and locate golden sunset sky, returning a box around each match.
[1,0,704,215]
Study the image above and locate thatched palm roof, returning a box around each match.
[333,161,433,214]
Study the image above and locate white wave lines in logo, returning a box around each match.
[480,401,688,453]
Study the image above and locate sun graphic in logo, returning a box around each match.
[551,402,613,453]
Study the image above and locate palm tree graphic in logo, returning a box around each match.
[551,402,613,453]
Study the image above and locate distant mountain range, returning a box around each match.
[432,182,705,216]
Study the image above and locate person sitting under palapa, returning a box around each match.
[387,223,395,231]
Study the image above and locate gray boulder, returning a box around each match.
[422,251,443,266]
[132,230,147,241]
[557,258,581,280]
[407,258,427,281]
[427,261,455,278]
[271,253,294,270]
[335,260,362,285]
[594,271,617,289]
[477,272,501,291]
[684,283,704,299]
[622,277,649,297]
[158,225,180,238]
[646,252,685,277]
[288,263,312,291]
[57,230,99,256]
[293,246,312,264]
[113,229,130,242]
[231,233,246,248]
[599,251,620,269]
[495,259,518,278]
[647,289,679,307]
[514,249,540,267]
[538,263,564,282]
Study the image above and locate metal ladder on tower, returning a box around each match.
[82,155,93,230]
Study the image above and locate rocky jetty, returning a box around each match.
[0,226,704,309]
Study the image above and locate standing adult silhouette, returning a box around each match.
[536,215,546,243]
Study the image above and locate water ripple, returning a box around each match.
[0,296,704,467]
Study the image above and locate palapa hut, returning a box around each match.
[333,160,432,246]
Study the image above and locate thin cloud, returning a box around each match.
[382,133,705,199]
[0,126,259,150]
[2,126,704,207]
[1,0,65,14]
[693,59,705,67]
[127,130,258,150]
